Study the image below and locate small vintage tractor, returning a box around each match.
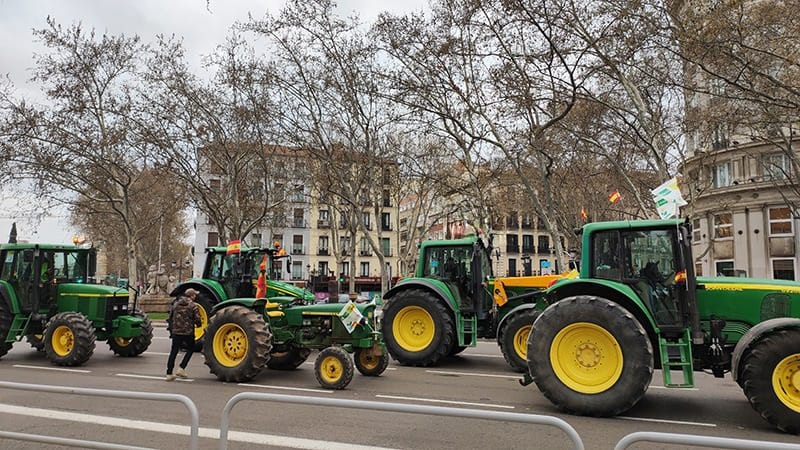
[171,243,315,345]
[0,239,152,366]
[525,219,800,434]
[203,296,387,389]
[381,234,567,371]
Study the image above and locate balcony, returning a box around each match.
[317,219,330,228]
[291,219,307,228]
[505,245,519,253]
[359,250,373,256]
[537,246,551,254]
[318,248,329,256]
[521,246,535,253]
[292,247,305,255]
[381,224,392,231]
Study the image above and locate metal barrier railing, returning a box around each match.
[0,430,154,450]
[614,431,800,450]
[0,381,200,450]
[219,391,585,450]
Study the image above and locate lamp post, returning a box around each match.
[521,255,531,276]
[171,257,192,283]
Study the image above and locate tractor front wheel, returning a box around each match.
[267,347,311,370]
[740,328,800,434]
[528,295,653,417]
[204,306,272,382]
[0,299,13,358]
[107,310,154,357]
[382,289,455,366]
[354,347,390,376]
[499,309,540,373]
[315,346,354,389]
[44,312,96,366]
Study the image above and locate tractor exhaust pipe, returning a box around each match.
[8,222,17,243]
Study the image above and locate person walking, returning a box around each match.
[166,288,202,381]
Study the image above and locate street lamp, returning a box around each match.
[521,255,531,276]
[171,257,192,283]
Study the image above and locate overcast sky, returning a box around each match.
[0,0,427,243]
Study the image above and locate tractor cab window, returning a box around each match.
[206,252,224,280]
[52,251,89,283]
[624,228,681,325]
[424,246,471,282]
[1,250,16,280]
[592,231,622,280]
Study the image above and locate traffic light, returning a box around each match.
[338,272,345,283]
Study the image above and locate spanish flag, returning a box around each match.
[256,255,267,298]
[608,190,622,204]
[226,240,241,255]
[674,270,687,283]
[580,207,588,221]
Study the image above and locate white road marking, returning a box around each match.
[425,369,520,379]
[461,353,503,358]
[12,364,91,373]
[0,403,395,449]
[618,415,716,427]
[115,373,193,382]
[145,351,170,356]
[238,383,333,394]
[648,385,700,391]
[376,394,514,409]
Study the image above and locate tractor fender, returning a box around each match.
[170,280,224,304]
[383,279,457,314]
[731,317,800,383]
[495,303,539,344]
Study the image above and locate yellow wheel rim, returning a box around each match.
[114,337,132,347]
[358,351,380,370]
[513,325,531,360]
[320,355,344,383]
[550,322,623,394]
[51,325,74,356]
[392,306,435,352]
[213,323,248,367]
[772,353,800,413]
[194,304,209,341]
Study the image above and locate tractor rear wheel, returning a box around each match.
[44,312,97,366]
[26,334,45,352]
[107,310,154,357]
[528,296,653,417]
[383,289,455,366]
[499,309,540,373]
[192,291,214,351]
[0,299,13,358]
[354,347,390,376]
[741,328,800,434]
[204,306,272,382]
[315,346,354,389]
[267,347,311,370]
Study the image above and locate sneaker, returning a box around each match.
[165,374,176,381]
[176,368,187,378]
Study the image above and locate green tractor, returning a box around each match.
[203,296,387,389]
[525,219,800,434]
[171,243,315,345]
[381,235,566,372]
[0,240,152,366]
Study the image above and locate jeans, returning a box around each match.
[167,334,195,375]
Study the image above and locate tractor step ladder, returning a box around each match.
[658,328,694,388]
[7,314,32,343]
[457,314,477,347]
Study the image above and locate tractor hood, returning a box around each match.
[58,283,130,298]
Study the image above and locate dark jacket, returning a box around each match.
[167,296,202,336]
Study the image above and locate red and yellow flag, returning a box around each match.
[608,190,622,204]
[580,207,588,221]
[255,255,267,298]
[226,240,241,255]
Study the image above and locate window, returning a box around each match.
[250,233,261,248]
[293,209,305,228]
[772,259,795,280]
[272,234,283,246]
[340,236,351,253]
[360,262,370,277]
[359,237,371,256]
[291,185,305,202]
[506,234,519,253]
[695,263,703,277]
[537,235,550,253]
[592,231,621,280]
[508,258,517,277]
[318,236,329,255]
[319,210,329,221]
[207,232,219,247]
[692,218,701,242]
[341,262,349,278]
[292,235,304,254]
[381,237,391,256]
[712,122,729,150]
[381,213,392,231]
[763,153,792,180]
[715,260,734,276]
[522,235,534,253]
[712,162,732,188]
[319,261,329,277]
[363,212,371,230]
[291,261,303,280]
[769,207,793,236]
[713,213,732,239]
[383,189,391,207]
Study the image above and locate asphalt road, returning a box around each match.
[1,326,798,450]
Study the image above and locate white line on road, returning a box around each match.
[461,353,504,358]
[375,394,514,409]
[648,385,700,391]
[116,373,193,382]
[12,364,91,373]
[425,369,521,379]
[238,383,333,394]
[618,415,716,427]
[145,351,170,356]
[0,403,395,450]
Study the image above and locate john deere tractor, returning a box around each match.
[525,219,800,434]
[203,296,387,389]
[381,235,566,371]
[171,243,315,346]
[0,240,152,366]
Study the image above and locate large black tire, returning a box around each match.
[26,334,45,352]
[107,310,154,357]
[382,289,455,366]
[203,306,272,382]
[0,299,13,358]
[354,347,390,376]
[528,296,653,417]
[499,309,540,373]
[740,328,800,434]
[44,312,97,366]
[315,346,355,389]
[267,347,311,370]
[448,345,468,356]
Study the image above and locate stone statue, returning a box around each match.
[166,275,177,295]
[156,264,169,296]
[145,265,158,295]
